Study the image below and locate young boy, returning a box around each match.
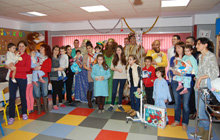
[58,46,69,81]
[71,50,83,74]
[5,43,22,83]
[142,56,156,105]
[93,46,102,63]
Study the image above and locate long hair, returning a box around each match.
[196,37,214,53]
[175,41,185,57]
[96,54,109,70]
[112,45,126,67]
[126,54,139,69]
[41,44,52,59]
[52,45,60,58]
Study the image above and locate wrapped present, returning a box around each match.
[174,58,192,75]
[70,62,82,73]
[144,104,167,129]
[142,70,152,78]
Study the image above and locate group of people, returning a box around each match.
[5,33,219,140]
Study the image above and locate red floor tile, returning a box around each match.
[168,116,182,126]
[68,107,95,116]
[27,111,46,120]
[95,130,128,140]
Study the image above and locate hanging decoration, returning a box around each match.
[122,16,159,34]
[88,18,122,34]
[120,19,124,32]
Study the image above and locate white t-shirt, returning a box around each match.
[167,46,175,61]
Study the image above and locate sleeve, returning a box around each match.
[137,66,142,88]
[169,56,175,67]
[152,80,156,100]
[104,69,111,80]
[164,80,172,102]
[41,58,52,73]
[208,55,219,81]
[91,66,96,80]
[16,54,31,73]
[157,53,168,67]
[5,52,10,64]
[191,57,198,76]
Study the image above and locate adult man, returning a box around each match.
[167,35,181,61]
[71,39,80,58]
[186,36,199,60]
[146,40,168,68]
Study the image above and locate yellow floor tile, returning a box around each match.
[115,105,131,112]
[56,114,87,126]
[158,125,188,139]
[167,108,174,116]
[1,130,38,140]
[2,118,33,130]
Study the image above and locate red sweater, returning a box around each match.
[10,52,31,79]
[40,58,52,78]
[142,65,156,87]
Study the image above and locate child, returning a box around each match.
[30,49,46,86]
[91,54,111,113]
[174,45,198,94]
[93,46,102,64]
[71,50,83,74]
[58,46,69,81]
[142,56,156,105]
[127,55,141,117]
[5,43,22,83]
[153,67,172,122]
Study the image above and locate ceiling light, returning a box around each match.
[19,11,47,17]
[161,0,190,7]
[80,5,109,12]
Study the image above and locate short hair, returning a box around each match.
[65,45,71,49]
[74,39,79,43]
[144,56,153,62]
[60,46,66,51]
[7,43,16,49]
[155,67,165,78]
[173,35,181,40]
[185,45,193,50]
[95,45,101,50]
[76,50,81,54]
[186,36,195,42]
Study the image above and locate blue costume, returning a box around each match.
[153,78,172,122]
[91,64,111,97]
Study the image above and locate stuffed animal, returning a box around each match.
[27,32,45,54]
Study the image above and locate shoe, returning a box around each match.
[118,106,125,112]
[8,118,15,125]
[180,88,188,95]
[36,98,41,114]
[63,77,68,82]
[108,106,114,112]
[60,104,66,107]
[53,105,59,110]
[22,114,28,120]
[130,111,137,117]
[127,109,134,114]
[190,127,204,137]
[176,84,183,91]
[43,97,48,113]
[171,122,179,127]
[98,110,102,113]
[12,79,17,83]
[58,76,63,81]
[87,91,93,108]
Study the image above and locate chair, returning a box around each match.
[0,106,5,136]
[2,87,29,126]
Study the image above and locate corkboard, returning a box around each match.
[0,28,32,65]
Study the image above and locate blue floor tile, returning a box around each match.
[50,106,75,114]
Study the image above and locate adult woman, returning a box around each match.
[170,42,191,131]
[65,45,75,106]
[191,38,219,139]
[50,46,63,110]
[7,41,31,125]
[108,45,127,112]
[83,42,94,108]
[33,44,52,114]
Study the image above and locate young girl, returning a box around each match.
[91,54,111,113]
[30,49,46,86]
[153,67,172,122]
[127,55,141,117]
[5,43,22,83]
[108,45,127,112]
[71,50,83,74]
[174,45,198,94]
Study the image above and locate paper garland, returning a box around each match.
[0,29,26,37]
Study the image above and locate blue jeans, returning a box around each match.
[111,79,126,105]
[9,78,27,118]
[33,77,48,98]
[171,80,191,125]
[130,86,140,111]
[195,89,210,130]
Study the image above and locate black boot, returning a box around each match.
[43,97,48,113]
[87,91,93,108]
[36,98,41,115]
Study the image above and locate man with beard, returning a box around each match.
[146,40,168,68]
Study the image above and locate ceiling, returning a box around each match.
[0,0,220,23]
